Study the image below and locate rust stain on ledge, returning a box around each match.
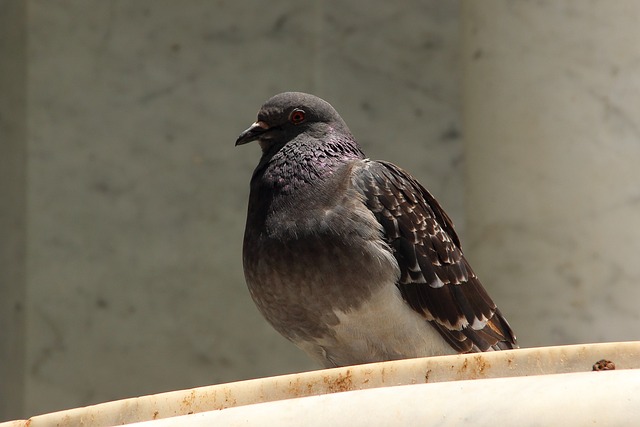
[456,355,491,379]
[286,376,315,399]
[424,368,433,383]
[323,369,354,393]
[181,390,197,410]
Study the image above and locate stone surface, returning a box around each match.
[5,343,640,426]
[20,0,462,417]
[462,1,640,347]
[129,370,639,426]
[0,0,27,420]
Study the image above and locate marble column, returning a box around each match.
[0,0,27,421]
[461,1,640,347]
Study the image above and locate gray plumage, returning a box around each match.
[236,92,517,368]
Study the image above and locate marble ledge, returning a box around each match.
[3,341,640,426]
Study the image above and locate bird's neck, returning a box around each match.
[245,136,364,239]
[252,136,364,196]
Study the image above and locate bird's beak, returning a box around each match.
[235,121,269,146]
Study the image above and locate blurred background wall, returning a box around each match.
[1,0,639,421]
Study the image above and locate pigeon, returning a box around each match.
[236,92,517,368]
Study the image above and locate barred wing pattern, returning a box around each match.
[354,160,517,352]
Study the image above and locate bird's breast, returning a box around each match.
[242,185,399,343]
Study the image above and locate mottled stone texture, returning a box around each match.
[462,2,640,347]
[15,0,461,418]
[0,0,27,421]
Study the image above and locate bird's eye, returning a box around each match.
[289,109,306,124]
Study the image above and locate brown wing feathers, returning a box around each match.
[356,160,517,352]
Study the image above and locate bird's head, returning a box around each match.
[235,92,354,153]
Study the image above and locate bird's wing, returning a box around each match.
[352,160,517,352]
